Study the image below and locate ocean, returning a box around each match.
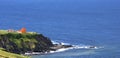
[0,0,120,58]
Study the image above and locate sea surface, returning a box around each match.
[0,0,120,58]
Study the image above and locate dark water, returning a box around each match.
[0,0,120,58]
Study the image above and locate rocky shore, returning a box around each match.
[0,30,73,55]
[24,44,73,55]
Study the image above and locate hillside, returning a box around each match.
[0,30,54,58]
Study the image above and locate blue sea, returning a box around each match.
[0,0,120,58]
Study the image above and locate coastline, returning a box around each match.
[0,29,73,57]
[0,29,99,57]
[24,44,73,55]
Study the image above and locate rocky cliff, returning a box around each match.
[0,33,54,54]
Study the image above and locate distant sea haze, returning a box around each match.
[0,0,120,58]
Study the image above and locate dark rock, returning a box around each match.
[50,44,73,51]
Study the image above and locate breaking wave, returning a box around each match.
[50,41,102,54]
[25,41,103,55]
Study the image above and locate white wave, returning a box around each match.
[51,41,70,45]
[24,41,102,55]
[49,48,73,53]
[61,42,70,45]
[51,41,59,44]
[52,40,100,49]
[50,40,102,54]
[49,45,100,54]
[72,45,100,49]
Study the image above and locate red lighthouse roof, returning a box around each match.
[19,27,26,33]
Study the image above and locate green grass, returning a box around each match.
[0,30,37,35]
[0,30,8,34]
[0,30,18,34]
[0,50,30,58]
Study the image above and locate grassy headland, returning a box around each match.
[0,29,72,58]
[0,30,53,58]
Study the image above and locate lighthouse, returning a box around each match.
[18,27,27,33]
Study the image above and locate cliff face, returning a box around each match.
[0,33,53,54]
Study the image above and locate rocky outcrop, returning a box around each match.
[0,33,54,54]
[50,44,72,51]
[0,32,73,55]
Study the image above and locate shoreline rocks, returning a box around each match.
[50,44,73,51]
[24,44,73,55]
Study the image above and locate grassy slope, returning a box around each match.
[0,30,9,34]
[0,50,29,58]
[0,30,37,34]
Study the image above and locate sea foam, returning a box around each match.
[50,41,101,54]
